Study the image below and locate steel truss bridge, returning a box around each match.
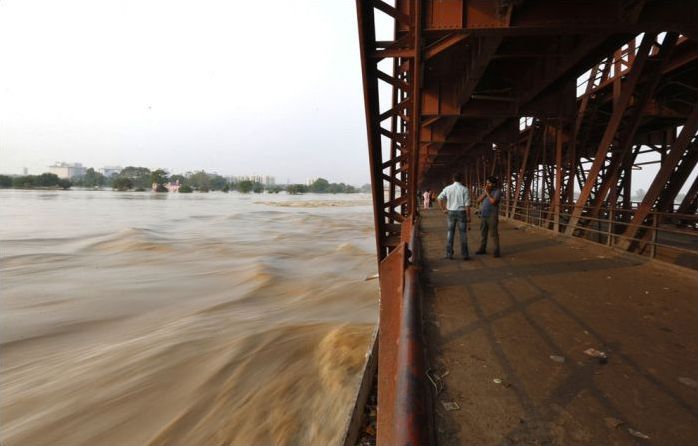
[355,1,698,445]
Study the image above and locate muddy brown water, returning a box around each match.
[0,190,378,446]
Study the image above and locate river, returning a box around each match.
[0,189,378,446]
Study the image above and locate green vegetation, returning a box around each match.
[169,174,186,185]
[0,167,365,196]
[72,168,106,188]
[127,167,153,188]
[308,178,357,194]
[151,169,169,192]
[112,177,134,191]
[0,175,12,188]
[309,178,330,193]
[236,180,255,193]
[0,172,70,190]
[120,166,152,190]
[286,184,308,194]
[210,174,228,191]
[232,180,264,193]
[186,171,211,191]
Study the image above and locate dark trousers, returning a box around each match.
[479,214,500,253]
[446,210,468,258]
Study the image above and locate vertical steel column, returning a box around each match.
[407,0,422,217]
[553,123,563,233]
[357,0,418,260]
[357,3,427,446]
[511,125,535,219]
[356,1,386,261]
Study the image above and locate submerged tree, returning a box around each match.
[0,175,13,188]
[151,169,169,192]
[286,184,308,195]
[76,168,106,188]
[112,177,134,191]
[58,179,72,190]
[119,166,151,189]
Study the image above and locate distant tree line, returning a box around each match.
[1,168,368,195]
[0,173,71,190]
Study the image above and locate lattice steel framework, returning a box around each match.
[357,0,423,262]
[356,2,698,445]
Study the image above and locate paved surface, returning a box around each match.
[420,209,698,446]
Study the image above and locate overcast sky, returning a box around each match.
[0,2,690,193]
[0,0,370,184]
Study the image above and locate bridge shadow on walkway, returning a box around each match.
[419,209,698,446]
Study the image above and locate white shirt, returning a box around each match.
[437,182,470,211]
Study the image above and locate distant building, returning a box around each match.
[48,162,86,179]
[22,167,28,175]
[232,175,275,186]
[167,179,181,193]
[152,179,180,192]
[306,177,318,186]
[99,166,122,177]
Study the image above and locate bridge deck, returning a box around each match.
[420,209,698,446]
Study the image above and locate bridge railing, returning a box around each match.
[504,200,698,266]
[376,217,428,446]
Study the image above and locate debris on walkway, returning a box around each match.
[492,378,512,388]
[584,348,609,364]
[628,428,650,439]
[426,369,445,394]
[678,377,698,389]
[441,401,460,411]
[549,355,565,363]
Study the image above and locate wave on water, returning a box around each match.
[1,191,378,446]
[255,200,371,208]
[82,228,177,254]
[147,323,374,446]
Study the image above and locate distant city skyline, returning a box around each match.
[0,161,348,186]
[0,1,371,186]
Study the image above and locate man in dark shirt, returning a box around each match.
[475,176,501,258]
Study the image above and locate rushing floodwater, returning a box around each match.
[0,189,378,446]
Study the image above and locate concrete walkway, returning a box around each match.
[419,209,698,446]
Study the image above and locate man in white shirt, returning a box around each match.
[437,172,471,260]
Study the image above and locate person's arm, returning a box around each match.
[465,191,472,222]
[437,189,448,213]
[485,190,500,205]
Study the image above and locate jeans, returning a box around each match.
[446,210,468,258]
[479,214,500,253]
